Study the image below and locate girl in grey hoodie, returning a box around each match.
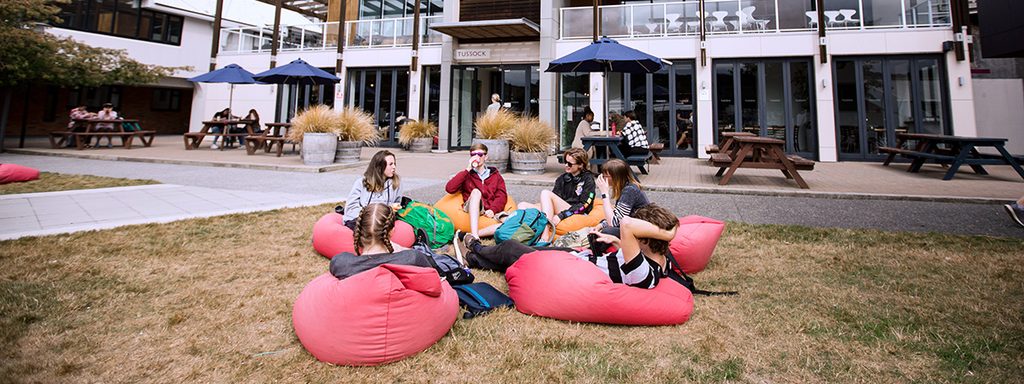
[343,150,404,228]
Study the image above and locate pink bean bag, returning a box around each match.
[506,250,694,326]
[293,264,460,366]
[311,213,416,259]
[0,164,40,184]
[669,216,726,275]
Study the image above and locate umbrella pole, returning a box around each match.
[229,84,234,115]
[603,71,609,135]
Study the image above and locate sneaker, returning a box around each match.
[462,233,480,254]
[210,143,219,150]
[452,230,468,267]
[1004,203,1024,228]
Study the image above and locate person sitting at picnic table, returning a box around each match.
[571,107,596,149]
[620,110,651,158]
[342,150,403,230]
[209,108,236,149]
[67,105,96,147]
[1005,196,1024,229]
[94,103,118,148]
[329,203,431,280]
[226,108,260,147]
[444,143,509,238]
[455,204,679,289]
[519,148,596,228]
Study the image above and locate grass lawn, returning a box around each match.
[1,204,1022,383]
[0,172,159,195]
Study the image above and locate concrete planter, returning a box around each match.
[472,138,509,172]
[409,137,432,153]
[335,140,362,163]
[510,151,547,175]
[302,133,338,166]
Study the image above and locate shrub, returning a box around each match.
[286,105,339,142]
[336,107,380,145]
[474,109,517,140]
[506,117,556,153]
[397,120,437,146]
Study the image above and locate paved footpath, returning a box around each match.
[1,153,1021,239]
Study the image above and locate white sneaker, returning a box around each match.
[210,143,219,149]
[1004,204,1024,228]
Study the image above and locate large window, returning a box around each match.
[55,0,183,45]
[359,0,443,20]
[346,67,410,145]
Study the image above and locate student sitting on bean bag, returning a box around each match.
[311,212,415,259]
[440,143,513,237]
[519,148,597,233]
[294,203,460,366]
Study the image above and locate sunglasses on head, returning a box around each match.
[470,151,487,157]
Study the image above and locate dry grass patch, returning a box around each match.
[0,172,158,195]
[1,206,1022,383]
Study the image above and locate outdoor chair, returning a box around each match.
[824,10,842,28]
[839,9,860,28]
[709,11,729,32]
[806,11,818,28]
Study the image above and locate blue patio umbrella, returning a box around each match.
[252,59,340,86]
[188,63,262,113]
[546,37,668,131]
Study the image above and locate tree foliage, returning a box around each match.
[0,0,187,88]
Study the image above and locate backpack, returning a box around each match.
[494,208,550,246]
[411,230,474,285]
[452,283,515,319]
[396,200,455,249]
[664,251,738,296]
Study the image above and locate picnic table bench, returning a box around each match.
[706,131,756,155]
[879,133,1024,181]
[581,135,652,179]
[709,135,814,189]
[245,122,296,157]
[184,119,256,150]
[48,119,151,150]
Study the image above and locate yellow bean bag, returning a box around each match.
[434,193,517,233]
[554,198,606,236]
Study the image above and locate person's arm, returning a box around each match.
[390,179,404,205]
[343,179,365,222]
[444,169,470,194]
[596,175,614,225]
[619,216,676,265]
[489,172,509,213]
[611,186,643,227]
[558,174,596,220]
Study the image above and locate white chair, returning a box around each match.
[739,6,770,31]
[823,10,841,28]
[839,9,860,28]
[806,11,818,28]
[645,22,659,34]
[709,11,728,32]
[666,13,682,34]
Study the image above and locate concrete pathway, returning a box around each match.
[0,184,338,240]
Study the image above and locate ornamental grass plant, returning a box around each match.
[397,120,437,146]
[335,107,380,145]
[473,109,517,140]
[286,105,340,143]
[506,117,557,153]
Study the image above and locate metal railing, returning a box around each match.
[219,16,443,54]
[560,0,951,40]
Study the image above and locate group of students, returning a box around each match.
[207,108,261,149]
[570,107,652,159]
[330,143,682,290]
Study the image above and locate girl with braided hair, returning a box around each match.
[329,203,433,280]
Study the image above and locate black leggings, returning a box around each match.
[467,241,573,273]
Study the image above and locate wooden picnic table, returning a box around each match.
[879,133,1024,181]
[183,119,256,150]
[49,118,149,150]
[709,135,814,189]
[245,122,295,157]
[706,131,756,155]
[581,135,651,178]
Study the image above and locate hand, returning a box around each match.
[468,155,481,171]
[595,174,609,195]
[483,209,495,218]
[589,228,620,247]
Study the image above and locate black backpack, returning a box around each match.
[411,229,474,285]
[664,251,737,296]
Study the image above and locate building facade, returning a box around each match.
[209,0,978,162]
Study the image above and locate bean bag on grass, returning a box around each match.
[506,250,694,326]
[311,213,415,259]
[554,198,606,236]
[0,164,40,184]
[293,264,459,366]
[434,193,516,233]
[669,216,725,275]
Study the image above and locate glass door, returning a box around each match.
[344,67,409,146]
[713,58,817,159]
[834,56,950,161]
[448,64,540,150]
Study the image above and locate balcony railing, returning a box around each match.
[219,16,442,54]
[560,0,951,40]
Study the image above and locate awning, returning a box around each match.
[429,18,540,40]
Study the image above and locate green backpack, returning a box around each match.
[396,200,455,249]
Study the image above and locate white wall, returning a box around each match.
[188,83,279,133]
[973,79,1024,155]
[49,16,212,79]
